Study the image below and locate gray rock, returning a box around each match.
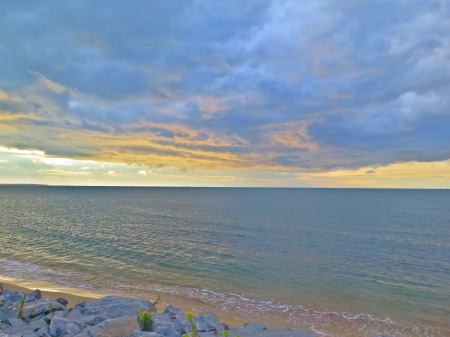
[0,307,17,321]
[228,328,316,337]
[0,283,3,294]
[220,323,229,331]
[74,296,152,318]
[26,290,42,303]
[5,318,26,328]
[20,299,65,321]
[49,296,153,337]
[193,313,222,333]
[73,315,141,337]
[0,297,6,308]
[28,314,46,323]
[162,306,191,334]
[2,317,49,336]
[131,330,164,337]
[151,313,184,337]
[242,322,267,331]
[1,290,24,307]
[54,299,68,307]
[199,333,223,337]
[36,325,50,336]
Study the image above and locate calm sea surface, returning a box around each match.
[0,186,449,336]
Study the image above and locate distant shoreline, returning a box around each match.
[1,184,449,189]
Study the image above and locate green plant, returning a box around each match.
[17,294,26,319]
[186,313,199,337]
[136,308,154,332]
[222,331,229,337]
[182,334,191,337]
[135,293,162,332]
[152,292,162,307]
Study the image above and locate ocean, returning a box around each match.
[0,186,449,336]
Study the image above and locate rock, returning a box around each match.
[28,314,46,323]
[0,307,17,321]
[193,313,223,333]
[20,299,65,321]
[0,283,3,294]
[228,328,316,337]
[26,290,42,303]
[49,313,83,337]
[73,315,141,337]
[1,317,49,336]
[49,296,153,337]
[242,322,267,331]
[151,313,185,337]
[199,333,223,337]
[162,306,191,333]
[0,296,5,308]
[131,330,164,337]
[5,318,27,328]
[36,325,50,336]
[74,296,152,318]
[54,298,68,307]
[220,323,230,331]
[1,290,24,307]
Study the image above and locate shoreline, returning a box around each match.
[0,276,245,329]
[1,275,449,336]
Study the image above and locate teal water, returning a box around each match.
[0,186,449,336]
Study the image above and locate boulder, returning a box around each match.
[151,313,185,337]
[54,299,68,307]
[74,296,152,318]
[0,282,3,294]
[242,322,267,331]
[49,296,153,337]
[0,307,17,321]
[73,315,141,337]
[0,296,5,308]
[20,299,66,321]
[0,316,49,336]
[1,290,24,307]
[131,330,164,337]
[220,323,229,331]
[228,328,316,337]
[162,306,191,333]
[198,333,223,337]
[49,312,84,337]
[26,290,42,303]
[193,313,223,333]
[5,318,27,328]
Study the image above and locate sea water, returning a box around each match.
[0,186,449,336]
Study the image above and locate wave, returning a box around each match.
[0,258,449,337]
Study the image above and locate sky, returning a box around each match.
[0,0,449,187]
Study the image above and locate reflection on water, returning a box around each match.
[0,186,449,336]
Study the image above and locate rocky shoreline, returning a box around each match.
[0,283,316,337]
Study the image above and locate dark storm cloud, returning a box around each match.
[0,0,448,171]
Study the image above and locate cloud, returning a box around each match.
[138,170,147,175]
[0,0,448,185]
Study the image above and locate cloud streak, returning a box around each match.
[0,0,449,186]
